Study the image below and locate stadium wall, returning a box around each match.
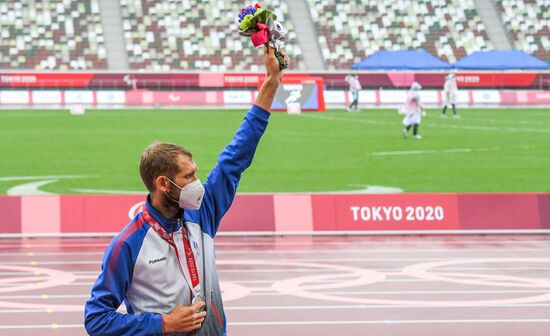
[1,193,549,236]
[1,72,549,89]
[0,89,549,108]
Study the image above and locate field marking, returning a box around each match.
[0,175,90,182]
[0,324,83,330]
[373,147,492,156]
[1,289,548,301]
[1,319,550,329]
[1,175,93,196]
[251,289,550,296]
[1,237,548,248]
[302,114,550,134]
[372,145,535,156]
[229,319,550,326]
[7,180,59,195]
[467,117,550,126]
[1,303,550,314]
[2,247,549,254]
[5,256,550,265]
[347,185,403,193]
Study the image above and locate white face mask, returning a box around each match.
[166,178,205,210]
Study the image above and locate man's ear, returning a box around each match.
[155,176,169,193]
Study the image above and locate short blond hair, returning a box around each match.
[139,142,192,192]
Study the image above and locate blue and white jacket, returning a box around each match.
[84,105,271,335]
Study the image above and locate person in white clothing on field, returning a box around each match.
[345,74,362,112]
[441,73,459,117]
[402,81,423,139]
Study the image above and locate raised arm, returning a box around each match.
[190,46,289,236]
[255,45,286,110]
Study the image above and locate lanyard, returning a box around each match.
[142,208,201,293]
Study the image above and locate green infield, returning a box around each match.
[0,107,548,194]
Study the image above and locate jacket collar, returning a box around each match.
[145,195,182,233]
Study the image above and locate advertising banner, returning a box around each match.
[269,77,325,111]
[0,72,546,89]
[0,193,548,235]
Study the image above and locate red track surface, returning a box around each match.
[0,235,549,336]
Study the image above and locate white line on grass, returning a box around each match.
[302,114,550,134]
[0,175,91,182]
[371,147,503,156]
[371,145,536,156]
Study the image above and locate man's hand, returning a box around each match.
[264,45,289,82]
[255,45,289,111]
[162,302,206,334]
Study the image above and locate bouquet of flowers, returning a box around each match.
[237,3,288,70]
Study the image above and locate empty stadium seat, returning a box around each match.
[496,0,549,61]
[307,0,493,69]
[0,0,107,70]
[119,0,304,71]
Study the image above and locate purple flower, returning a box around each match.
[238,4,258,22]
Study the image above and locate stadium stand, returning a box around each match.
[306,0,493,69]
[119,0,304,71]
[0,0,107,70]
[496,0,550,62]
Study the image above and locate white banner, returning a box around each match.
[456,91,470,104]
[472,90,500,104]
[0,91,29,104]
[32,91,62,104]
[323,91,346,104]
[96,91,125,104]
[223,90,253,104]
[358,91,377,104]
[65,90,94,104]
[379,90,408,104]
[419,90,439,104]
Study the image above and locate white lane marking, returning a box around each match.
[229,319,550,326]
[1,304,550,314]
[0,252,104,256]
[1,289,548,302]
[0,320,550,329]
[0,238,549,248]
[226,303,550,310]
[0,324,83,329]
[0,294,88,299]
[3,256,550,265]
[2,248,550,255]
[251,289,550,296]
[7,274,550,286]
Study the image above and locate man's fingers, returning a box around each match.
[192,301,206,312]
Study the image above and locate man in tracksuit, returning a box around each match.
[84,46,288,336]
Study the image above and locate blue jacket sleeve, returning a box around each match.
[196,105,270,237]
[84,234,163,336]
